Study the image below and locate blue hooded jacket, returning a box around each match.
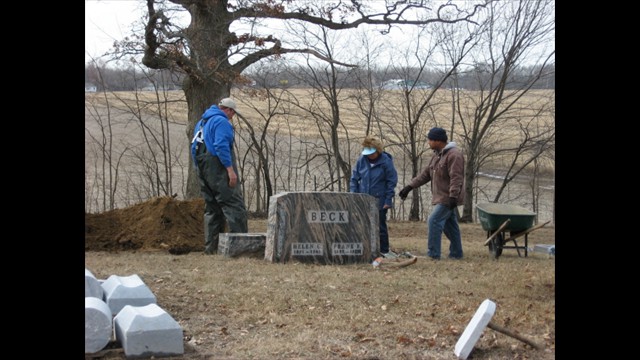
[191,105,235,168]
[349,151,398,209]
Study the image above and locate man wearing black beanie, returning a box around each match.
[397,127,465,260]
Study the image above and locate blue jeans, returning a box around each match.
[427,204,463,259]
[379,208,389,253]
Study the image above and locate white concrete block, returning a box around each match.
[101,274,157,315]
[85,297,113,354]
[533,244,555,256]
[85,268,104,299]
[454,299,496,359]
[114,303,184,358]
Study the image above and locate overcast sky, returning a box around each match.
[85,1,553,69]
[85,0,143,63]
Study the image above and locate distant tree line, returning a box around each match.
[85,62,555,92]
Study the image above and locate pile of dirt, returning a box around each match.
[85,196,206,254]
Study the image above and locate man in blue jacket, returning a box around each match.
[350,136,398,258]
[191,98,248,254]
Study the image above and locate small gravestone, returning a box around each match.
[454,299,496,359]
[219,233,266,257]
[265,191,378,264]
[101,274,157,315]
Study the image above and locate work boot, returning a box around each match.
[204,234,219,255]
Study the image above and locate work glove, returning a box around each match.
[398,185,413,200]
[448,197,457,210]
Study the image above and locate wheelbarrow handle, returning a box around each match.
[501,220,551,243]
[483,219,511,246]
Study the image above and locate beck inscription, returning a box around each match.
[307,210,349,223]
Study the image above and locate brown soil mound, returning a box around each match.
[85,196,206,254]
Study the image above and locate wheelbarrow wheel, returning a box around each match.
[488,232,504,259]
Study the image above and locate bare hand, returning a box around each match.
[227,167,238,188]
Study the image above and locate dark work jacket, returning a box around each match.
[408,142,465,206]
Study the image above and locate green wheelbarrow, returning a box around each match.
[476,203,550,259]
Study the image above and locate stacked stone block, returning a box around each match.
[114,303,184,358]
[84,269,184,357]
[101,274,157,315]
[85,268,104,299]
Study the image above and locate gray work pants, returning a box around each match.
[195,151,248,254]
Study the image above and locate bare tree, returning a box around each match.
[348,29,389,137]
[233,78,287,213]
[85,61,189,211]
[109,0,490,198]
[278,22,362,191]
[106,71,183,197]
[363,21,481,221]
[85,63,129,212]
[451,0,555,222]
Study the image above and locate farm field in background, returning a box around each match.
[85,89,554,223]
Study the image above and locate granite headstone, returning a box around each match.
[265,191,378,264]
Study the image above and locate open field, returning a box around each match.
[84,89,554,143]
[84,89,555,221]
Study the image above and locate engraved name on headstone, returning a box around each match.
[307,210,348,223]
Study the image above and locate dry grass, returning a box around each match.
[85,88,554,144]
[85,220,555,359]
